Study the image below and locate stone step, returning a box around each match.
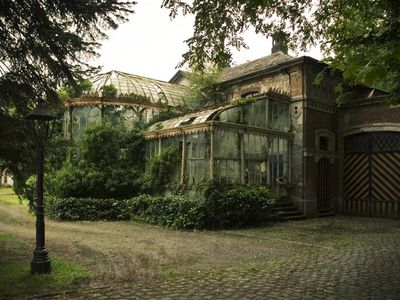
[275,209,303,218]
[316,209,336,217]
[280,214,307,221]
[271,206,298,213]
[273,201,293,208]
[271,202,306,221]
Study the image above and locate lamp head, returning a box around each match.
[25,103,58,140]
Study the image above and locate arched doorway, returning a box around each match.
[343,131,400,217]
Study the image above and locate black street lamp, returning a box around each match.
[26,103,57,275]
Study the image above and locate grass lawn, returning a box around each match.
[0,232,93,299]
[0,186,24,205]
[0,188,94,299]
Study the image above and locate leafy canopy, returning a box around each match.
[162,0,400,102]
[0,0,135,194]
[186,67,225,108]
[51,123,145,199]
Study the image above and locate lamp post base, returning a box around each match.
[31,248,51,274]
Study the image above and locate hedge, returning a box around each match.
[46,197,129,221]
[127,194,204,229]
[46,184,275,229]
[202,182,275,228]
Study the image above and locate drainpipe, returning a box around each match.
[68,105,73,140]
[209,129,215,180]
[240,131,245,183]
[67,105,73,162]
[302,63,307,216]
[180,133,186,185]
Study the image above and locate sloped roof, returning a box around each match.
[169,52,295,85]
[88,70,188,107]
[220,52,294,82]
[146,106,225,133]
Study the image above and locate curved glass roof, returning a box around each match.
[146,106,225,132]
[87,70,188,107]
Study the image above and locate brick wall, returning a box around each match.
[338,102,400,132]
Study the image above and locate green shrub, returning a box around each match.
[47,183,275,230]
[202,181,274,228]
[51,123,145,199]
[141,146,180,194]
[46,196,129,221]
[101,84,117,97]
[127,194,204,230]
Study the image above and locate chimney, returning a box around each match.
[271,31,288,54]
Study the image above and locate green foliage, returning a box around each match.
[163,0,400,102]
[186,67,225,107]
[127,194,204,230]
[0,187,25,206]
[232,95,260,106]
[101,84,118,98]
[0,1,134,204]
[51,123,145,199]
[142,146,180,194]
[46,134,71,173]
[202,181,275,229]
[47,196,129,221]
[58,79,92,100]
[0,115,36,202]
[145,109,184,128]
[47,183,275,230]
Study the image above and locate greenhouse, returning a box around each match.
[63,70,188,140]
[145,92,292,195]
[60,45,400,218]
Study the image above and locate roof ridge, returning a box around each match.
[93,70,178,85]
[224,52,294,71]
[220,51,295,82]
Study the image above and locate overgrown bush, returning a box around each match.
[51,123,145,199]
[101,84,117,97]
[186,67,226,108]
[127,194,204,229]
[46,196,129,221]
[141,146,180,194]
[202,181,274,228]
[46,182,275,230]
[58,79,92,100]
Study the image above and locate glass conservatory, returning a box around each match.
[145,92,292,192]
[63,70,188,140]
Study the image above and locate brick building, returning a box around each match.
[64,46,400,218]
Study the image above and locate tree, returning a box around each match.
[0,0,135,194]
[186,67,226,108]
[162,0,400,102]
[51,123,145,199]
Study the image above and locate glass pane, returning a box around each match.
[254,100,266,128]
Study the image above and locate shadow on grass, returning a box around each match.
[0,232,94,299]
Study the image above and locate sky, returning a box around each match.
[94,1,323,82]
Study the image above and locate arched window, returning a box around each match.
[315,129,335,153]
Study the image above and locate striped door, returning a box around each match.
[344,132,400,217]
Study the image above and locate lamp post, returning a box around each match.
[26,103,57,275]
